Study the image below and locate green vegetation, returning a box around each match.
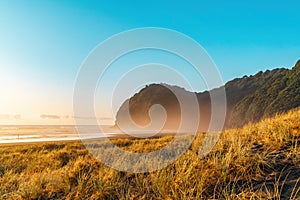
[229,60,300,127]
[0,108,300,199]
[115,60,300,129]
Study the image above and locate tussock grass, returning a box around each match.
[0,108,300,199]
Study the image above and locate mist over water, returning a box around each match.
[0,125,183,144]
[0,125,113,144]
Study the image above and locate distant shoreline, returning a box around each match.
[0,131,195,146]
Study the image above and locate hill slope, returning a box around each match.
[115,60,300,130]
[229,60,300,127]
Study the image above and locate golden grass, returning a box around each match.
[0,108,300,199]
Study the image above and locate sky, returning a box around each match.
[0,0,299,125]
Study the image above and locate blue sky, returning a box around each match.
[0,0,299,124]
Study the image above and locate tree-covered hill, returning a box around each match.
[228,60,300,127]
[115,60,300,130]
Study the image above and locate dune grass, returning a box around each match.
[0,108,299,199]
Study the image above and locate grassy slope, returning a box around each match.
[0,108,300,199]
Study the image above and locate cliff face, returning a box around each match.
[115,60,300,131]
[115,84,181,130]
